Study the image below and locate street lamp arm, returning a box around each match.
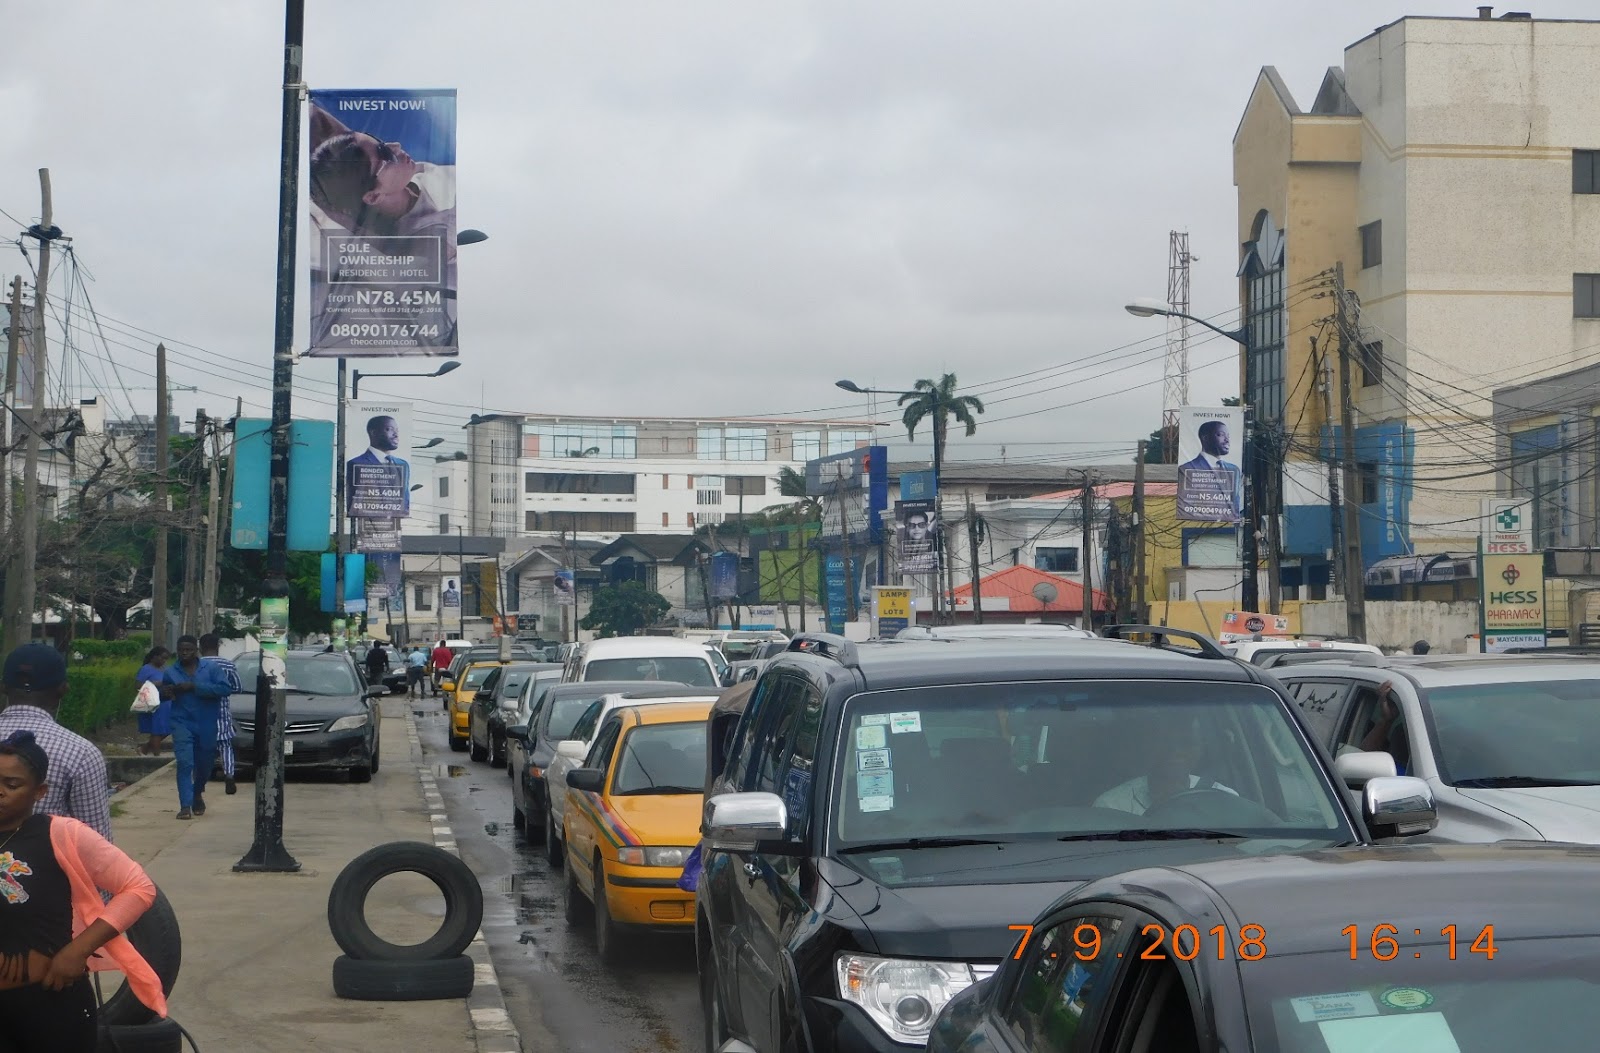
[1178,312,1250,346]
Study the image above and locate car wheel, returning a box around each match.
[448,730,468,753]
[490,735,507,769]
[512,797,525,833]
[469,736,488,763]
[701,942,728,1053]
[370,733,380,774]
[564,849,590,925]
[543,803,563,866]
[523,789,546,845]
[593,855,627,965]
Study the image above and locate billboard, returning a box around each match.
[442,576,462,609]
[307,89,458,359]
[357,517,402,553]
[810,445,889,546]
[710,552,740,600]
[554,569,575,606]
[896,500,937,573]
[1481,497,1533,555]
[347,400,413,519]
[1175,406,1244,523]
[1480,553,1545,632]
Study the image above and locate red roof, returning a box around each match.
[1030,482,1178,502]
[950,565,1109,613]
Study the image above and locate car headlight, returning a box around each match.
[836,953,981,1045]
[615,846,693,867]
[327,714,369,732]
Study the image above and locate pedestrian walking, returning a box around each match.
[406,646,427,698]
[160,635,232,820]
[365,641,389,689]
[0,645,112,841]
[199,634,243,796]
[429,639,453,699]
[0,730,167,1052]
[134,647,171,756]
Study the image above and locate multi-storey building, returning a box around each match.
[1234,10,1600,599]
[462,413,880,540]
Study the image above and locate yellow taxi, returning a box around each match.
[446,660,503,752]
[560,699,712,962]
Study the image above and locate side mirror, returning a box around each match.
[474,690,492,703]
[441,680,456,693]
[703,791,787,851]
[566,768,605,793]
[720,668,737,688]
[556,740,587,761]
[1364,775,1437,838]
[506,724,529,743]
[365,685,387,699]
[1334,750,1398,790]
[740,666,761,683]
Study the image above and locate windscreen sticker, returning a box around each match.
[856,725,887,750]
[860,714,891,726]
[1379,987,1435,1012]
[870,856,905,883]
[889,711,922,734]
[1291,991,1379,1024]
[857,771,894,798]
[859,795,895,812]
[1318,1012,1459,1053]
[857,748,892,771]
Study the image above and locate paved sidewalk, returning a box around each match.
[106,698,498,1053]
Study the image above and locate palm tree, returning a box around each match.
[773,465,822,631]
[898,373,985,483]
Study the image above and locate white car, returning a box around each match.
[1224,638,1382,668]
[561,636,722,690]
[541,686,719,866]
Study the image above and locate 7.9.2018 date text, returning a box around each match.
[1009,922,1268,962]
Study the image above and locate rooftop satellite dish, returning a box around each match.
[1032,582,1058,604]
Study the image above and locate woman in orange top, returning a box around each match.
[0,730,166,1051]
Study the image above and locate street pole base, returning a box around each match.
[234,840,302,873]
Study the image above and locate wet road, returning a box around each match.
[412,700,702,1053]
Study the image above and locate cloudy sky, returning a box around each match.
[5,0,1595,489]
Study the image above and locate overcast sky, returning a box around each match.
[5,0,1596,485]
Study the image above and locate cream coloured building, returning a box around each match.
[1233,10,1600,598]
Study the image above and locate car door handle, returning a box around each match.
[743,862,760,882]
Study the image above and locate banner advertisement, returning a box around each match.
[1218,609,1289,643]
[357,517,403,553]
[1479,552,1545,655]
[897,500,937,573]
[307,89,458,359]
[370,552,404,610]
[441,576,462,609]
[1176,406,1245,523]
[1481,497,1534,554]
[824,555,850,634]
[347,400,413,519]
[874,587,912,637]
[710,552,740,600]
[554,569,575,606]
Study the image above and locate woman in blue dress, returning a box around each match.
[135,647,172,756]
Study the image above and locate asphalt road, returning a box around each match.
[411,697,703,1053]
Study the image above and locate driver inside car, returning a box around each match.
[1093,720,1239,816]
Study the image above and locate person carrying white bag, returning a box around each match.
[132,647,172,756]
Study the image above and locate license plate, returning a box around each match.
[284,739,295,755]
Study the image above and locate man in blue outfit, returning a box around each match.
[199,633,244,796]
[161,634,234,820]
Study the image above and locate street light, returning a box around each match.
[413,437,443,450]
[1124,301,1248,345]
[351,359,460,399]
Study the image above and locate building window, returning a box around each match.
[827,430,870,455]
[413,585,433,612]
[524,510,637,533]
[1512,425,1564,548]
[1576,274,1600,318]
[522,423,638,459]
[687,512,696,529]
[662,512,669,527]
[1035,547,1079,574]
[728,475,767,497]
[662,474,669,488]
[697,475,724,506]
[524,472,636,495]
[438,476,450,498]
[697,427,723,460]
[1360,341,1383,387]
[438,514,450,533]
[1359,462,1378,505]
[792,431,821,462]
[1244,259,1285,421]
[725,427,767,461]
[1359,221,1382,268]
[687,475,695,489]
[1575,150,1600,194]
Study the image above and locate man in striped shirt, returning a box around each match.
[0,643,113,839]
[199,633,244,796]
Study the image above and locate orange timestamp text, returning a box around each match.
[1341,924,1497,960]
[1008,922,1268,963]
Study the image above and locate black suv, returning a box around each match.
[695,630,1434,1052]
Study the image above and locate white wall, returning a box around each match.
[1299,599,1480,653]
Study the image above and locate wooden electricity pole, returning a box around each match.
[1334,262,1368,642]
[201,411,222,632]
[151,344,170,648]
[1079,470,1097,629]
[10,170,56,650]
[1133,442,1148,625]
[966,495,984,623]
[2,277,22,563]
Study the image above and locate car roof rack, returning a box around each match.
[786,632,861,668]
[1259,650,1386,669]
[1100,624,1231,660]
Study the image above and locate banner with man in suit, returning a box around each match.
[348,399,414,518]
[1176,406,1244,523]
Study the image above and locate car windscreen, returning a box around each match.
[584,657,716,688]
[1423,679,1600,785]
[546,696,606,741]
[830,680,1346,849]
[1244,940,1600,1052]
[236,656,357,697]
[462,666,496,689]
[611,722,707,795]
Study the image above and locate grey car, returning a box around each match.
[1274,652,1600,842]
[232,651,384,782]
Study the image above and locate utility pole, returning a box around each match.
[1079,470,1097,630]
[152,344,169,649]
[836,465,857,623]
[966,495,984,624]
[2,277,23,566]
[180,409,207,634]
[1320,337,1342,599]
[332,357,348,650]
[236,0,305,874]
[1334,262,1367,642]
[1133,442,1148,625]
[201,411,222,632]
[1264,422,1284,617]
[9,170,57,651]
[458,525,468,639]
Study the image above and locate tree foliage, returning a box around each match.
[579,581,671,638]
[898,373,985,472]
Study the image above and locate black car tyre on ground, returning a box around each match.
[490,734,507,768]
[331,955,474,1001]
[97,885,182,1026]
[593,855,628,965]
[449,732,468,753]
[96,1017,184,1053]
[349,758,373,783]
[700,944,728,1053]
[326,842,483,961]
[522,789,545,844]
[543,803,563,866]
[564,853,591,926]
[469,735,488,763]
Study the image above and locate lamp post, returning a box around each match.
[1123,301,1262,612]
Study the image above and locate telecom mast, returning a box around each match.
[1161,230,1194,463]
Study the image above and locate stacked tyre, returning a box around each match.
[97,885,185,1053]
[327,842,483,1000]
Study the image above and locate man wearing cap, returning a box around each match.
[0,642,113,839]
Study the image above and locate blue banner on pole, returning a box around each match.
[230,419,335,552]
[710,552,739,600]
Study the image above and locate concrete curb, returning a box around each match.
[408,711,524,1053]
[111,759,176,803]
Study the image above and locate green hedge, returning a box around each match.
[69,638,153,663]
[57,659,142,736]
